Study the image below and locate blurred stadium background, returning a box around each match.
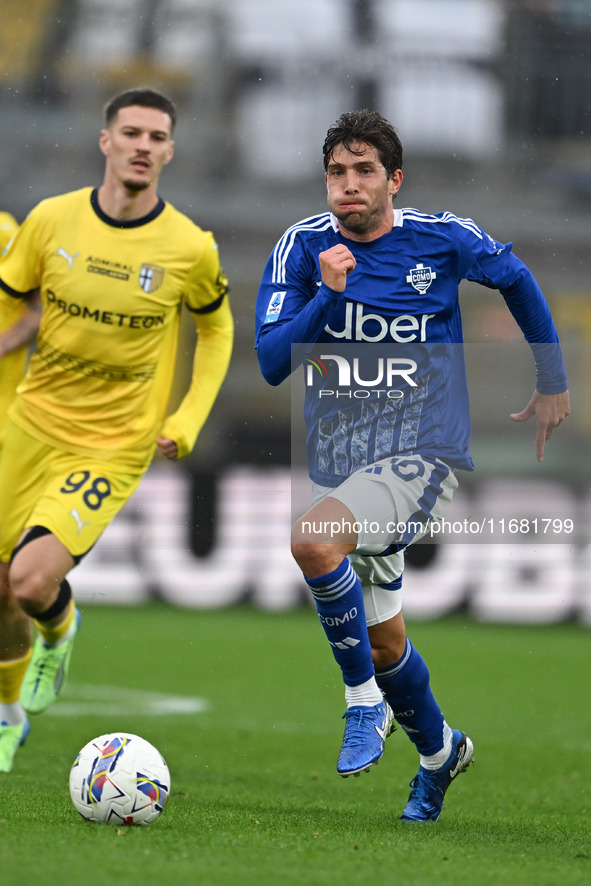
[1,0,590,624]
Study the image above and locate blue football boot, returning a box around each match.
[400,729,474,821]
[337,699,394,777]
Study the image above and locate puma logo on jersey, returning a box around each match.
[70,508,90,534]
[57,247,80,270]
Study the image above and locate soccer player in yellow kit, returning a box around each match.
[0,212,41,446]
[0,89,234,771]
[0,214,42,772]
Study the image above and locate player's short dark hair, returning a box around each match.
[323,109,403,176]
[103,88,177,132]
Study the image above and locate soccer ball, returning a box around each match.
[69,732,171,825]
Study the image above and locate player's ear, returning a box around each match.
[98,128,110,157]
[163,140,175,165]
[388,169,403,197]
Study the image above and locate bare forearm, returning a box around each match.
[0,292,41,357]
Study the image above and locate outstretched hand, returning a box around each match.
[156,436,179,460]
[510,389,570,462]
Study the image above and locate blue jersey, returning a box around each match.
[255,209,567,486]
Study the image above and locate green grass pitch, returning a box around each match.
[1,604,589,886]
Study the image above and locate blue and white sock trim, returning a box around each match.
[305,559,358,603]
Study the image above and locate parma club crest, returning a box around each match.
[139,264,165,293]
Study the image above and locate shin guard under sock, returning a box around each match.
[305,559,375,689]
[375,638,447,755]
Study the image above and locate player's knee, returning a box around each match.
[291,528,336,576]
[291,535,327,575]
[8,559,56,613]
[291,516,354,577]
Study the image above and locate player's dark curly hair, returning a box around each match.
[323,110,403,176]
[103,88,177,132]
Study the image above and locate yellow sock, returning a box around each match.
[0,651,33,704]
[34,599,76,646]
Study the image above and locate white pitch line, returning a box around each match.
[46,682,209,717]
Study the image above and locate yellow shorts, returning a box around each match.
[0,421,145,562]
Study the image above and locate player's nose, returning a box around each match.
[343,173,359,193]
[136,132,152,152]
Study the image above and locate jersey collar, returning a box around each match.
[90,188,166,228]
[329,208,405,236]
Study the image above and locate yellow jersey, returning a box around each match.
[0,188,233,468]
[0,212,17,252]
[0,210,26,443]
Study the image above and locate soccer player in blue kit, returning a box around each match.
[255,110,570,821]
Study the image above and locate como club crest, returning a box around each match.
[139,264,165,293]
[406,262,437,294]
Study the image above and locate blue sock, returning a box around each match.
[375,639,445,755]
[305,559,374,687]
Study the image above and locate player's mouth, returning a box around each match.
[130,158,150,170]
[338,201,366,211]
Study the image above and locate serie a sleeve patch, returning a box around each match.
[264,291,286,324]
